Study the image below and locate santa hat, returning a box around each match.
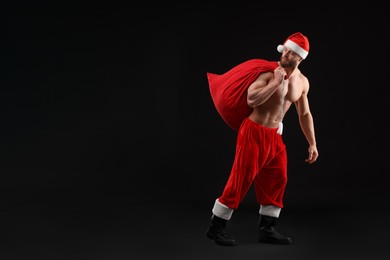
[277,32,309,59]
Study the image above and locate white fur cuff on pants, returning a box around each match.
[259,205,281,218]
[212,199,234,220]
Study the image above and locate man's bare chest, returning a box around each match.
[285,79,303,102]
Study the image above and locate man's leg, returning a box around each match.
[206,118,260,246]
[258,205,292,244]
[206,199,236,246]
[254,142,292,244]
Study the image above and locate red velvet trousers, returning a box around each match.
[218,118,288,209]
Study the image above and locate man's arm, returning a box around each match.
[294,79,319,164]
[247,68,285,108]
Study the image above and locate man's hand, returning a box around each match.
[273,66,287,85]
[305,145,318,164]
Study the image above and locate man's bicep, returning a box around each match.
[295,94,311,116]
[247,75,268,93]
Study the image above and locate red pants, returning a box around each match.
[218,118,288,209]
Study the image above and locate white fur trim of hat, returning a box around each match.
[277,32,309,59]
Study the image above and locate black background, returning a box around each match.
[1,2,389,259]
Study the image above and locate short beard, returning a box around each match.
[280,58,297,69]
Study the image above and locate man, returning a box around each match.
[206,32,319,246]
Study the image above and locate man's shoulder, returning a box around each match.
[295,72,310,92]
[295,70,309,83]
[299,73,309,85]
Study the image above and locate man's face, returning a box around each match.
[280,47,302,68]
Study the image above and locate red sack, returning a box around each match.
[207,59,278,131]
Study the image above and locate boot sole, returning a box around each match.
[206,231,236,246]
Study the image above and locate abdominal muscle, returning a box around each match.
[248,97,292,129]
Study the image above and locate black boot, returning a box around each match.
[206,215,236,246]
[258,214,292,244]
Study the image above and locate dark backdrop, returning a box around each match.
[1,2,389,259]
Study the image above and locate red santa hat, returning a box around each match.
[277,32,309,59]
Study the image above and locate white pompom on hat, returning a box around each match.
[277,32,310,59]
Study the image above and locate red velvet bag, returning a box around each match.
[207,59,278,131]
